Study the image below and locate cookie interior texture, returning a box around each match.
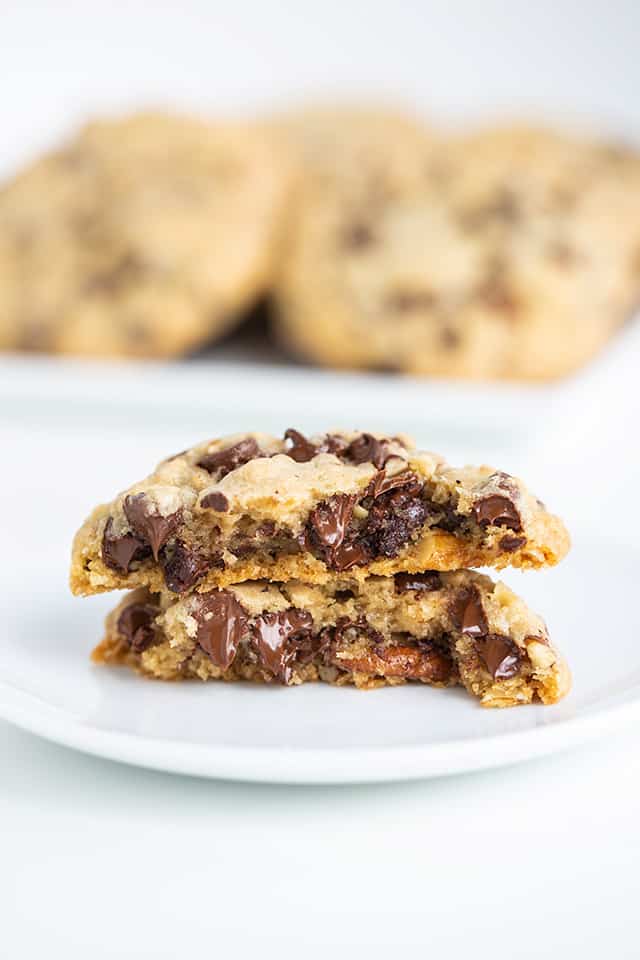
[95,571,570,708]
[70,429,570,598]
[275,121,640,380]
[0,111,293,357]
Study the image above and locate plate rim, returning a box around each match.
[1,677,639,784]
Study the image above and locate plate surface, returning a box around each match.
[1,536,639,783]
[1,355,638,783]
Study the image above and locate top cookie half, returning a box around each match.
[0,111,292,357]
[70,429,569,597]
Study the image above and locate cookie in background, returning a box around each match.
[0,111,294,358]
[275,118,640,380]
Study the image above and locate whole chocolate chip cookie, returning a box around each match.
[275,123,640,379]
[70,428,570,598]
[0,112,292,357]
[95,570,570,708]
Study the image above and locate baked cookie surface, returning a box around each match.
[276,123,640,379]
[96,571,570,708]
[0,112,291,357]
[70,429,570,597]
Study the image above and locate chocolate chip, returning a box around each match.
[453,588,488,638]
[197,438,261,477]
[101,517,151,574]
[431,500,464,533]
[333,589,355,602]
[440,327,460,349]
[363,484,430,558]
[123,494,182,561]
[324,435,350,456]
[192,590,248,670]
[160,540,213,593]
[460,187,521,230]
[309,494,357,549]
[499,534,526,552]
[368,469,420,498]
[117,601,159,653]
[386,290,436,313]
[477,634,521,679]
[333,615,385,648]
[476,276,520,316]
[83,252,143,295]
[252,609,313,683]
[547,241,578,266]
[329,540,372,572]
[474,494,521,531]
[284,428,318,463]
[395,571,442,593]
[342,222,376,250]
[200,491,229,512]
[346,433,393,469]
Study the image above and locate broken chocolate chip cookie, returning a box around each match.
[70,428,570,597]
[95,571,570,708]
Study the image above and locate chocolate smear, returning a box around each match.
[253,609,313,683]
[453,589,488,638]
[309,494,357,549]
[477,634,521,679]
[123,493,182,560]
[193,591,248,670]
[474,494,521,531]
[101,517,151,574]
[117,601,159,653]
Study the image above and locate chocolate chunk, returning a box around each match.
[160,540,213,593]
[200,491,230,512]
[333,589,355,602]
[363,484,430,558]
[192,590,248,670]
[333,615,384,648]
[309,494,357,549]
[329,540,372,572]
[368,642,452,683]
[123,494,182,561]
[346,433,393,469]
[431,500,464,533]
[117,601,159,653]
[395,571,442,593]
[474,494,522,531]
[101,517,151,574]
[252,609,313,683]
[342,222,376,250]
[284,428,318,463]
[477,634,521,679]
[499,534,526,552]
[453,589,488,638]
[197,438,261,477]
[368,469,419,499]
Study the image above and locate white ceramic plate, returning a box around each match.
[1,351,638,783]
[0,535,639,784]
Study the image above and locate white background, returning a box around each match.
[1,2,639,957]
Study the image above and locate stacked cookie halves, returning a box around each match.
[70,429,571,708]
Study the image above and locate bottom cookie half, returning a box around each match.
[94,572,570,708]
